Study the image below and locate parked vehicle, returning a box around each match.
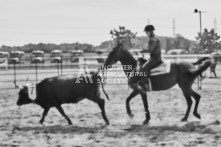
[8,51,25,64]
[167,49,188,55]
[31,50,44,63]
[70,50,84,64]
[0,51,9,58]
[0,51,9,66]
[50,50,62,63]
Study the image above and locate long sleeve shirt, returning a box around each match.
[148,37,161,59]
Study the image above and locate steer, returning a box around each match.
[16,72,110,125]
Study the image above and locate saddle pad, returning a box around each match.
[150,61,171,76]
[28,84,37,101]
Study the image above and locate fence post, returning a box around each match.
[13,61,17,88]
[35,62,38,84]
[61,57,63,76]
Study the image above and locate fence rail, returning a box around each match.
[1,54,221,88]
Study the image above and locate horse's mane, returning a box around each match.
[192,57,211,65]
[120,47,137,68]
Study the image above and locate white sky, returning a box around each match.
[0,0,221,46]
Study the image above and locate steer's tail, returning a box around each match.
[99,76,109,100]
[96,67,109,100]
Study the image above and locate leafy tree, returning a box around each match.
[164,37,174,52]
[97,40,113,49]
[174,34,191,52]
[110,26,137,49]
[196,28,220,53]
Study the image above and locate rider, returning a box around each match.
[130,24,162,92]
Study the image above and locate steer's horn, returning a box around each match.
[14,81,23,89]
[26,83,30,87]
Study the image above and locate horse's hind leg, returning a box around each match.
[181,91,193,121]
[191,90,201,119]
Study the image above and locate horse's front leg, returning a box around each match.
[126,90,139,119]
[141,93,150,125]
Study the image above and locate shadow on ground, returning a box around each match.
[14,120,220,137]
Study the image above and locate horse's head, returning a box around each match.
[104,43,123,69]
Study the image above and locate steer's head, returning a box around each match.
[17,86,32,106]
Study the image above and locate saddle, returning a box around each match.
[137,57,171,76]
[150,61,171,75]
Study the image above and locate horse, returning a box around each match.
[103,43,212,124]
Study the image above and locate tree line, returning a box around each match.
[0,43,94,53]
[1,28,221,54]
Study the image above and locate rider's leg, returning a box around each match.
[137,58,161,92]
[128,59,148,86]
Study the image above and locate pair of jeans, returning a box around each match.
[141,57,162,75]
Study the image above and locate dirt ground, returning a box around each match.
[0,67,221,147]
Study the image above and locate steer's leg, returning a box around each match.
[56,106,72,125]
[39,108,50,124]
[92,97,109,125]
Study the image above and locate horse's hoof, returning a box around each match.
[129,114,134,119]
[194,113,201,119]
[39,120,43,124]
[143,119,149,125]
[106,121,110,125]
[181,118,187,122]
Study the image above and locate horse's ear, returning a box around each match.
[119,43,123,48]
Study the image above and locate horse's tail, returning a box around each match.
[192,57,211,65]
[189,59,211,77]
